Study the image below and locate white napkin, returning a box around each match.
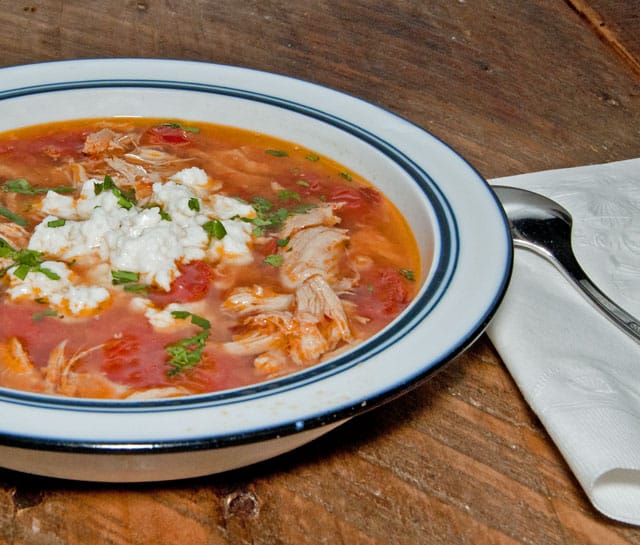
[487,158,640,525]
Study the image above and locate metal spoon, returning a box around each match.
[492,185,640,344]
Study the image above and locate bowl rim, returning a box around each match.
[0,59,513,455]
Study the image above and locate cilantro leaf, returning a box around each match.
[33,308,59,322]
[111,270,140,285]
[160,121,200,133]
[94,175,136,210]
[400,269,416,281]
[203,219,227,240]
[265,149,288,157]
[165,311,212,375]
[264,254,283,267]
[0,206,28,227]
[1,248,61,280]
[277,189,301,202]
[1,178,75,195]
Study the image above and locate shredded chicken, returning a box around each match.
[296,275,352,345]
[210,147,275,176]
[105,156,149,181]
[279,202,342,239]
[222,285,294,316]
[280,225,350,289]
[124,148,190,166]
[0,222,29,248]
[218,192,360,374]
[83,128,126,155]
[77,127,192,186]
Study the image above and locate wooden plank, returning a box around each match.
[566,0,640,77]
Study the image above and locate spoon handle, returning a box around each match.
[536,243,640,344]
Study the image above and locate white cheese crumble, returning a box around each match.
[40,191,77,218]
[9,167,258,318]
[104,208,187,290]
[130,298,207,331]
[208,195,257,220]
[208,220,254,264]
[7,261,110,315]
[169,166,210,189]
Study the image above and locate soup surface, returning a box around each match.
[0,118,420,399]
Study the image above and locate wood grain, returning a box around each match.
[0,1,639,543]
[566,0,640,77]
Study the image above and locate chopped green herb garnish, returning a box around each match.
[146,206,171,221]
[94,175,136,210]
[165,311,212,375]
[247,194,317,235]
[33,308,59,322]
[117,194,135,210]
[400,269,416,281]
[111,270,140,285]
[290,203,317,215]
[203,219,227,240]
[1,247,61,281]
[305,153,320,162]
[165,330,210,376]
[12,264,30,280]
[264,254,283,267]
[251,216,273,228]
[0,238,13,258]
[47,218,66,228]
[295,180,310,187]
[276,237,290,247]
[0,206,28,227]
[252,196,272,213]
[339,172,353,181]
[188,197,200,212]
[160,121,200,133]
[111,272,150,295]
[277,189,301,202]
[2,179,32,194]
[123,283,150,295]
[265,149,288,157]
[273,208,289,224]
[38,266,60,280]
[190,314,211,330]
[1,178,75,195]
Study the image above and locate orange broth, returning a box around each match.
[0,118,421,398]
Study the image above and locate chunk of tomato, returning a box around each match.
[143,124,192,145]
[359,267,412,317]
[148,261,213,305]
[327,186,382,224]
[328,186,381,210]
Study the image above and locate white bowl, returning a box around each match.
[0,59,512,482]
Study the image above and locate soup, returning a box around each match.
[0,118,420,399]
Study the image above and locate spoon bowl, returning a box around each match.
[493,185,640,343]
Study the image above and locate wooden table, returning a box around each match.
[0,1,639,543]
